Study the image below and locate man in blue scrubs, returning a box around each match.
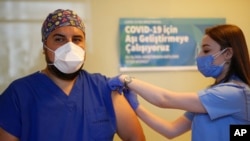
[0,9,145,141]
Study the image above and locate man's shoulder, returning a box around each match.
[79,70,108,81]
[11,71,41,84]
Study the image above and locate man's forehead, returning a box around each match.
[49,26,85,38]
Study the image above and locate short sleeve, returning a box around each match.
[199,83,245,120]
[184,111,195,121]
[0,83,21,138]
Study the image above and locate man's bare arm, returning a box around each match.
[111,91,145,141]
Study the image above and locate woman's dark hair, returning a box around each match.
[205,24,250,86]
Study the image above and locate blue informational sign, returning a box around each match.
[119,18,225,71]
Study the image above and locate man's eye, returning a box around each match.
[54,38,64,42]
[73,38,82,42]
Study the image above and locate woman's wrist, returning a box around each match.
[119,74,126,83]
[121,75,134,88]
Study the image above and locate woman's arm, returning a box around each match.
[120,75,207,113]
[136,105,191,139]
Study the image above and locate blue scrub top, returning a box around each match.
[185,75,250,141]
[0,70,117,141]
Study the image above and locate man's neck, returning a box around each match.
[41,68,76,96]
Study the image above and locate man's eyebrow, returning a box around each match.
[73,34,85,39]
[52,33,85,39]
[52,34,65,38]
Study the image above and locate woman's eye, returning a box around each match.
[203,50,209,54]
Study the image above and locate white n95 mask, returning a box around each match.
[44,42,85,74]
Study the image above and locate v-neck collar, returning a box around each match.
[37,71,82,102]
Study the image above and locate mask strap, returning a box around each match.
[220,61,226,66]
[43,44,54,65]
[43,44,54,53]
[213,48,227,58]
